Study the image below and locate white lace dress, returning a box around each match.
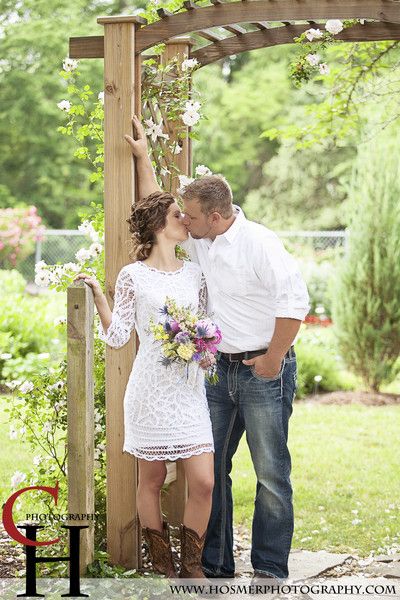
[97,260,215,461]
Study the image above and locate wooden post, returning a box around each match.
[67,281,95,575]
[97,15,143,569]
[160,36,194,527]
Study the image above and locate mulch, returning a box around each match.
[299,390,400,406]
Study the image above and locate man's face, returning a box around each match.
[182,197,213,239]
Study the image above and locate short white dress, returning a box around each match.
[97,260,215,461]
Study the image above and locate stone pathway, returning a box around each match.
[1,522,399,583]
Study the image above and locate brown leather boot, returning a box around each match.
[142,520,177,578]
[179,524,207,578]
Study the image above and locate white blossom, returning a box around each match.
[314,375,322,383]
[98,91,104,104]
[182,110,200,127]
[177,175,195,194]
[57,100,71,112]
[37,353,50,359]
[19,426,26,435]
[160,168,170,177]
[181,58,199,72]
[173,144,183,155]
[89,242,103,257]
[352,519,362,525]
[62,57,78,72]
[11,471,26,488]
[64,262,81,272]
[9,427,18,440]
[0,353,12,360]
[75,248,92,263]
[43,422,52,433]
[35,270,51,287]
[33,456,42,466]
[325,19,344,35]
[318,63,330,75]
[305,28,323,42]
[8,380,21,390]
[305,53,321,67]
[144,118,169,143]
[359,19,365,25]
[49,381,65,391]
[78,220,99,242]
[195,165,212,177]
[184,100,201,112]
[54,316,67,326]
[35,260,47,272]
[19,381,34,394]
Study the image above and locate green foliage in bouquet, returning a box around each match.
[332,132,400,391]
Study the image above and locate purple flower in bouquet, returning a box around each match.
[196,319,219,339]
[170,319,181,334]
[175,331,190,344]
[195,338,219,355]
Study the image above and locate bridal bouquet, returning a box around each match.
[149,296,222,384]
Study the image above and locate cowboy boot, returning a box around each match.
[179,523,207,578]
[142,520,178,578]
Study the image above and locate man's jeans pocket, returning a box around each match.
[250,359,285,382]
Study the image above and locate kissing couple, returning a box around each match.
[74,114,310,581]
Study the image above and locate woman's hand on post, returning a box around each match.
[73,273,103,300]
[124,114,148,159]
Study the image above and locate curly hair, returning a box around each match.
[126,191,176,261]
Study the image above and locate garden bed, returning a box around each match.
[302,391,400,406]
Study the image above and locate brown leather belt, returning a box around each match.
[220,345,295,363]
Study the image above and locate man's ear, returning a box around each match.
[210,211,222,224]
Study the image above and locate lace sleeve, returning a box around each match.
[199,274,208,315]
[97,267,136,349]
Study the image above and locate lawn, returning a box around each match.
[231,402,400,557]
[1,398,399,558]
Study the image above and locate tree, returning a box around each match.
[332,128,400,391]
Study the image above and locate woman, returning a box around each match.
[73,191,215,579]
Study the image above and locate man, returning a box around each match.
[125,115,310,581]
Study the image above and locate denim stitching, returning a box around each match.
[218,404,239,569]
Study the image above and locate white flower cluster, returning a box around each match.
[34,221,102,287]
[144,118,169,143]
[57,100,71,112]
[181,100,201,127]
[177,164,213,194]
[62,57,78,72]
[304,20,344,75]
[181,58,199,72]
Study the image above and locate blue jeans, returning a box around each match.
[201,348,298,579]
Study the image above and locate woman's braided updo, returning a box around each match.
[126,191,176,261]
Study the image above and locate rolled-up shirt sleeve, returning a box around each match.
[97,267,136,348]
[254,233,310,320]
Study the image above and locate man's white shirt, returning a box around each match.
[182,205,310,353]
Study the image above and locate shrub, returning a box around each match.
[295,325,356,398]
[0,206,45,269]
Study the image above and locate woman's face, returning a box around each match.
[159,202,188,243]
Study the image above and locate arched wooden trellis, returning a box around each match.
[68,0,400,571]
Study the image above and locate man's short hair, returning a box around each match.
[182,174,233,219]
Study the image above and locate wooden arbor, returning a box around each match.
[69,0,400,570]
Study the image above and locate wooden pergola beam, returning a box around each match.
[70,18,400,62]
[135,0,400,53]
[192,21,400,66]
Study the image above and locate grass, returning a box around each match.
[231,402,400,557]
[1,399,399,558]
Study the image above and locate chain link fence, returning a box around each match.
[14,229,348,282]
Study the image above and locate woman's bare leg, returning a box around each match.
[182,452,214,536]
[137,458,167,531]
